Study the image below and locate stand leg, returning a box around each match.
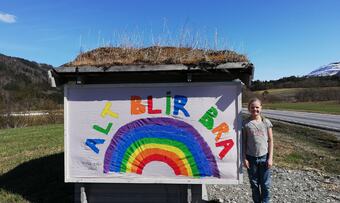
[80,186,88,203]
[187,184,192,203]
[202,184,208,201]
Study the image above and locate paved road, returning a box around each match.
[4,109,340,133]
[242,108,340,133]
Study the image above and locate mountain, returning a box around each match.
[307,62,340,77]
[0,53,62,112]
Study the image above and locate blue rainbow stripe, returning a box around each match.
[104,117,220,178]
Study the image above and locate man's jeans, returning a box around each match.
[246,154,271,203]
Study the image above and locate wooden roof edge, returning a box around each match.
[48,62,254,87]
[54,62,251,73]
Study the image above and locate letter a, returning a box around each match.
[85,139,105,154]
[215,139,234,160]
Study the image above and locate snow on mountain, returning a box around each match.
[307,62,340,77]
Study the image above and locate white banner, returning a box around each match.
[65,82,242,184]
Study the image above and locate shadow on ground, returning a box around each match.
[0,153,73,203]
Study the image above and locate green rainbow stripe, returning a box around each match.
[104,117,220,178]
[120,138,200,176]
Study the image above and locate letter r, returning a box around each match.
[173,95,190,117]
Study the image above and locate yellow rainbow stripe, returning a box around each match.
[125,143,193,176]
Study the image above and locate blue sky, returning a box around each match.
[1,0,340,80]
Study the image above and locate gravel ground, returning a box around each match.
[207,167,340,203]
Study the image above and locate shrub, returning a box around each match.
[0,111,63,129]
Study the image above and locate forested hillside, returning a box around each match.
[0,54,62,112]
[251,76,340,91]
[243,75,340,103]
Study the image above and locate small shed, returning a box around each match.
[48,46,254,203]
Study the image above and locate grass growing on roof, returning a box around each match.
[64,46,248,67]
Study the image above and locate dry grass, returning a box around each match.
[0,111,63,129]
[273,121,340,174]
[0,121,339,201]
[255,87,340,100]
[64,46,248,67]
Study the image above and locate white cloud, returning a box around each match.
[0,12,17,23]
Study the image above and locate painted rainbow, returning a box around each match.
[104,117,220,178]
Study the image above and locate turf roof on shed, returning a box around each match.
[64,46,248,67]
[49,46,253,87]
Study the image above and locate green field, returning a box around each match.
[272,121,340,174]
[247,87,340,114]
[263,101,340,114]
[0,124,339,202]
[256,87,303,97]
[0,124,72,203]
[255,86,340,97]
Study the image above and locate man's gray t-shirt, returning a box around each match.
[243,118,273,157]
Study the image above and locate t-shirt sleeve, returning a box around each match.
[264,118,273,128]
[242,118,248,129]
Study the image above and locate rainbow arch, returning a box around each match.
[104,117,220,178]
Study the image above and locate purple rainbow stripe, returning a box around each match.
[104,117,220,177]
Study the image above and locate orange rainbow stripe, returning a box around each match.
[104,117,220,178]
[129,148,190,176]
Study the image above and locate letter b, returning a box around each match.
[131,96,146,114]
[199,107,218,130]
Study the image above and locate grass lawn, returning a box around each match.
[272,121,340,174]
[255,87,340,97]
[252,87,340,114]
[263,101,340,114]
[256,87,303,97]
[0,123,339,202]
[0,124,72,203]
